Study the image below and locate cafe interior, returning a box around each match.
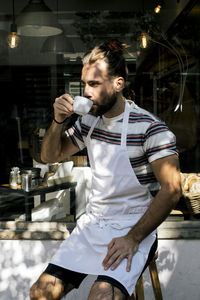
[0,0,200,221]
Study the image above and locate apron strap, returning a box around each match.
[86,116,100,144]
[121,101,131,149]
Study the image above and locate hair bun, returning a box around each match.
[107,41,122,51]
[101,40,127,55]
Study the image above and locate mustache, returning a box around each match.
[92,94,117,116]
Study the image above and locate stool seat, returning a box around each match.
[131,252,163,300]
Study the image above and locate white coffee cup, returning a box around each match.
[73,96,93,116]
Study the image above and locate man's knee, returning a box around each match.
[30,273,67,300]
[30,281,41,300]
[88,281,127,300]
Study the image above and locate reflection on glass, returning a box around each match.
[138,32,149,49]
[7,31,20,48]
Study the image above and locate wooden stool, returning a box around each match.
[132,252,163,300]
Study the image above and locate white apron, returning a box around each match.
[51,101,156,295]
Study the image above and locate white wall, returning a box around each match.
[0,239,200,300]
[0,240,61,300]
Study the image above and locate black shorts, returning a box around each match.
[43,264,129,296]
[44,238,157,296]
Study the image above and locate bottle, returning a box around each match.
[21,170,32,191]
[9,167,19,189]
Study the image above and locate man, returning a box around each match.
[30,40,181,300]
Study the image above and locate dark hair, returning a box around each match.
[82,40,129,81]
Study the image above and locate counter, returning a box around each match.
[0,217,200,240]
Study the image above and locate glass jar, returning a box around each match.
[9,167,20,189]
[21,170,32,191]
[9,170,18,189]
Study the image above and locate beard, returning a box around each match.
[91,92,118,117]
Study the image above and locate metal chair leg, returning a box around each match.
[135,276,144,300]
[149,257,163,300]
[132,253,163,300]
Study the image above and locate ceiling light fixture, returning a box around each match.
[138,32,149,49]
[137,1,151,49]
[17,0,62,37]
[154,1,164,14]
[7,0,20,48]
[41,33,74,54]
[154,5,161,14]
[41,0,74,54]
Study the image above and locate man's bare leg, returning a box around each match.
[30,273,74,300]
[88,281,128,300]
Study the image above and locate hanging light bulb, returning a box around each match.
[154,4,162,13]
[7,0,20,49]
[138,32,149,49]
[154,1,164,14]
[7,23,20,48]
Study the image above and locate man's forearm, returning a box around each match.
[126,186,181,243]
[41,121,64,163]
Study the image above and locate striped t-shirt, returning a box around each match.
[67,101,178,192]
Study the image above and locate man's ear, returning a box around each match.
[113,77,125,92]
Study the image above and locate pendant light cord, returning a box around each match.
[56,0,58,18]
[12,0,15,24]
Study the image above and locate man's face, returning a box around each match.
[81,60,117,116]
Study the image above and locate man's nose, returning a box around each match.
[83,85,92,99]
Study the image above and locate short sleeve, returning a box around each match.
[65,117,86,151]
[143,122,178,163]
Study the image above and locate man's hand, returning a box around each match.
[41,93,80,163]
[54,93,74,123]
[102,235,139,272]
